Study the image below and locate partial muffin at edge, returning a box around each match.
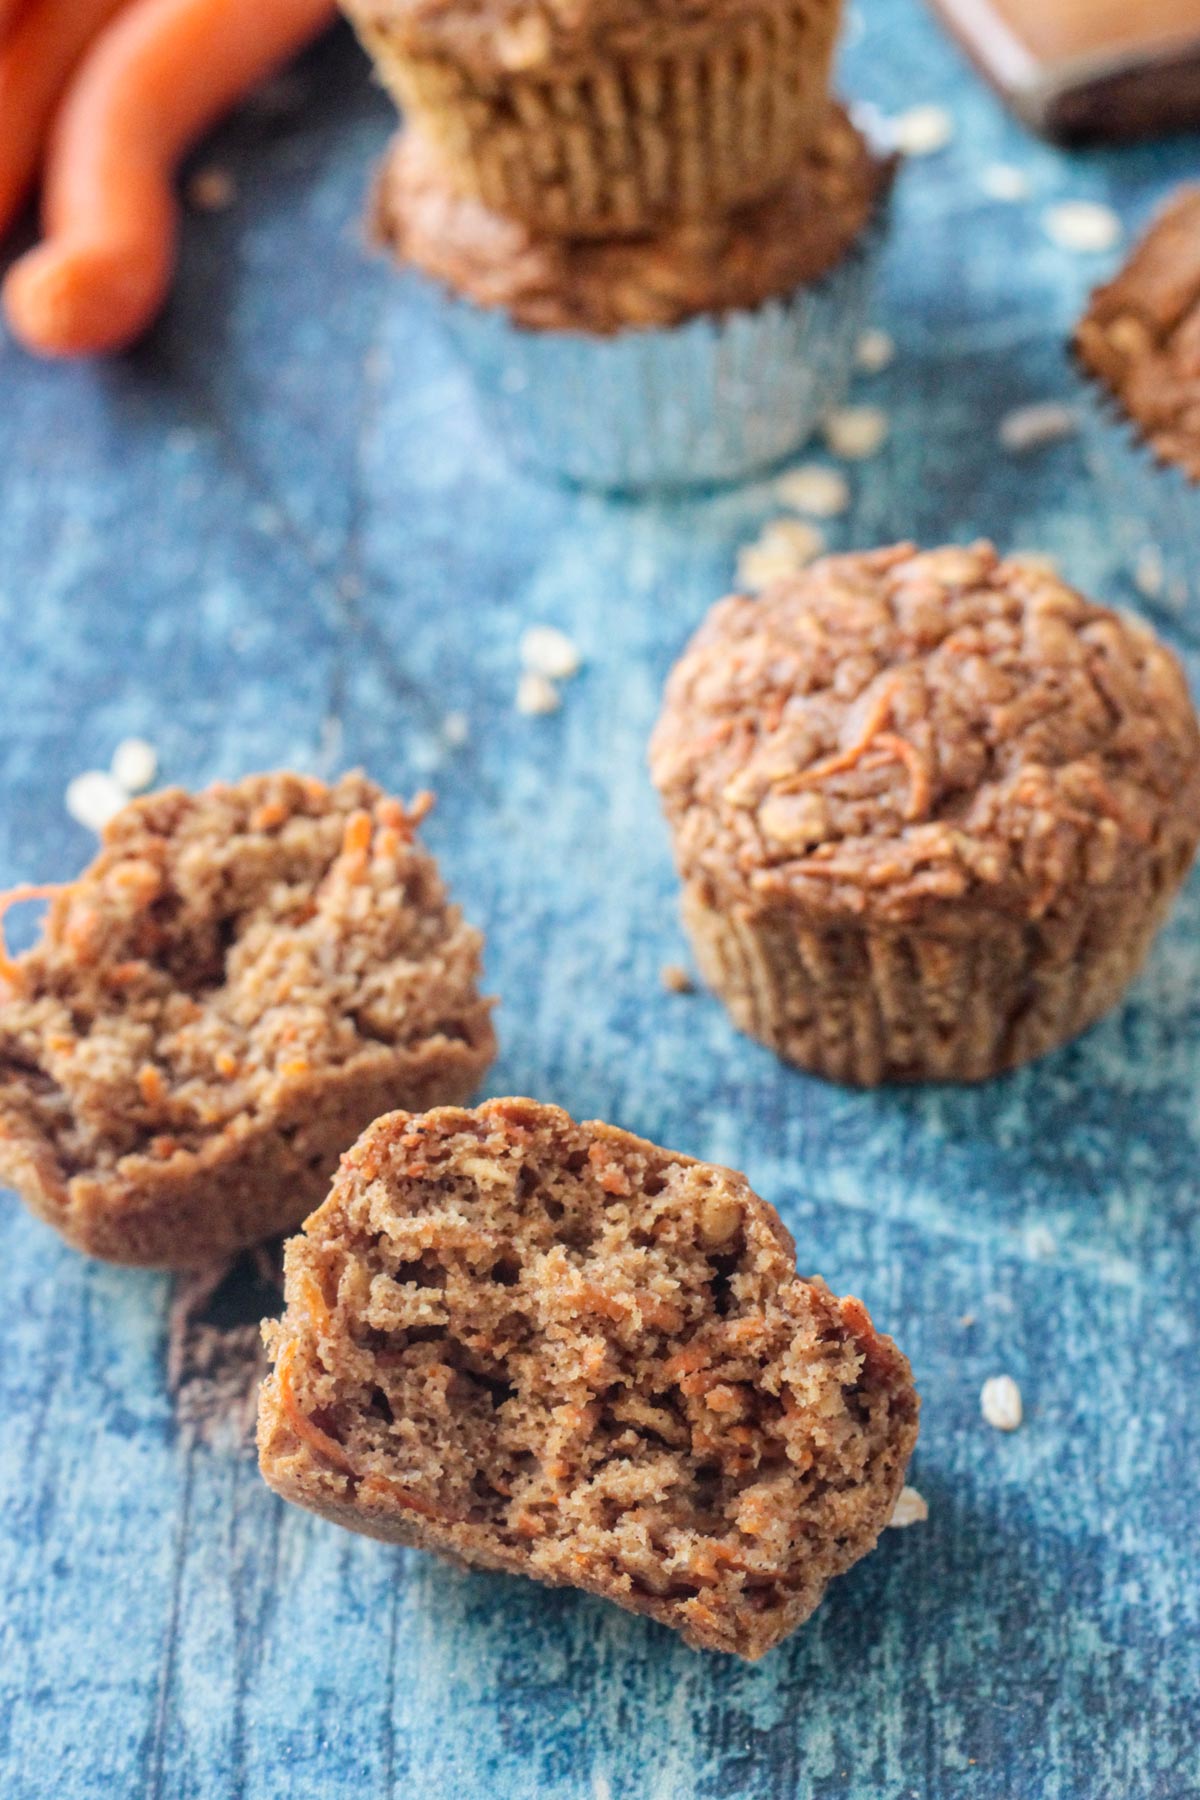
[0,772,496,1266]
[258,1097,918,1659]
[649,541,1200,1084]
[1073,183,1200,483]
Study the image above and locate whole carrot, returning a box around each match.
[0,0,32,36]
[0,0,130,239]
[3,0,335,358]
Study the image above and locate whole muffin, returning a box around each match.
[1073,185,1200,624]
[0,773,496,1265]
[650,542,1200,1085]
[341,0,843,237]
[259,1098,917,1658]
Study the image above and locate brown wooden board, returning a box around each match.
[926,0,1200,140]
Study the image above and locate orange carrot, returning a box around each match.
[276,1341,357,1476]
[0,0,129,241]
[3,0,335,358]
[0,883,62,985]
[0,0,32,41]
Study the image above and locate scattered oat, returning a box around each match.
[888,1485,929,1528]
[737,519,826,590]
[980,1374,1023,1432]
[110,737,158,794]
[892,104,954,157]
[187,165,237,212]
[998,402,1077,453]
[441,711,470,748]
[855,327,895,374]
[516,671,561,716]
[520,624,582,681]
[775,464,851,518]
[1134,546,1165,600]
[824,406,890,461]
[981,163,1030,203]
[1043,200,1121,254]
[661,963,695,995]
[66,770,127,833]
[1007,551,1060,579]
[958,1313,976,1329]
[1025,1223,1057,1259]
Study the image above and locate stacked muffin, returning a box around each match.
[347,0,895,487]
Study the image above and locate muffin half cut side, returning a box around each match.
[258,1098,918,1659]
[0,773,496,1266]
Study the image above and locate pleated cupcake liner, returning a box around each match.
[1076,378,1200,636]
[679,876,1178,1086]
[349,1,839,238]
[412,200,889,494]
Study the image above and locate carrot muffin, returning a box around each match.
[341,0,843,237]
[376,107,891,334]
[650,542,1200,1085]
[375,110,894,488]
[0,773,495,1267]
[258,1098,918,1658]
[1073,185,1200,620]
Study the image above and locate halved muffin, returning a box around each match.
[0,772,495,1266]
[258,1098,918,1658]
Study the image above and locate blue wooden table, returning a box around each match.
[1,5,1198,1795]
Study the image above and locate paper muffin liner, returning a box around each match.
[348,1,840,238]
[1076,379,1200,634]
[411,202,887,493]
[678,866,1186,1086]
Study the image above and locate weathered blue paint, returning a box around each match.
[1,7,1198,1796]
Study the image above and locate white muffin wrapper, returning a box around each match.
[1076,379,1200,635]
[412,203,891,494]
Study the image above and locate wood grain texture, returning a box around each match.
[926,0,1200,139]
[1,8,1199,1796]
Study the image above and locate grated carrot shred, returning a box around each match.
[0,883,62,984]
[357,1473,443,1521]
[661,1343,711,1381]
[137,1064,167,1107]
[299,1272,330,1337]
[277,1341,357,1476]
[341,810,373,861]
[863,731,933,821]
[782,676,902,791]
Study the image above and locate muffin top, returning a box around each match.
[0,771,489,1180]
[348,0,839,74]
[1074,185,1200,482]
[375,110,891,336]
[650,542,1200,926]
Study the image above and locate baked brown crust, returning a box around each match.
[649,542,1200,1081]
[343,0,843,236]
[257,1098,918,1659]
[374,110,893,334]
[1074,185,1200,482]
[0,773,495,1266]
[346,0,841,72]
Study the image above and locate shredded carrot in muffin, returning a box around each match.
[0,884,63,985]
[783,676,902,791]
[863,731,932,821]
[276,1341,357,1476]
